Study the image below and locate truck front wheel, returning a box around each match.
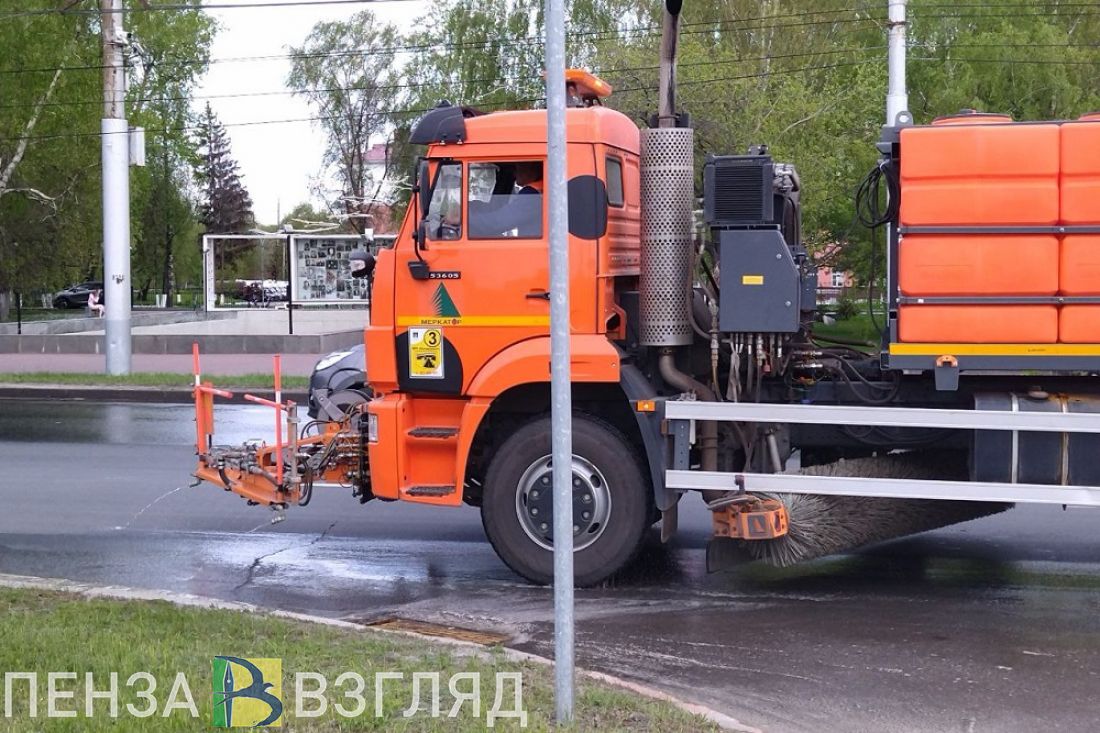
[480,414,650,586]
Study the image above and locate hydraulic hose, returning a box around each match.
[658,349,722,503]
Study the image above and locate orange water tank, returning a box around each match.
[898,114,1062,342]
[1060,307,1100,343]
[898,305,1058,344]
[1060,112,1100,226]
[1058,113,1100,341]
[1060,235,1100,295]
[900,116,1060,226]
[899,234,1059,296]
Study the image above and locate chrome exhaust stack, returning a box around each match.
[639,0,694,349]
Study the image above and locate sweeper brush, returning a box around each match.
[739,453,1012,567]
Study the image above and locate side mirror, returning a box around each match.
[567,175,609,240]
[349,249,375,278]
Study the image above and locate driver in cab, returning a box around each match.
[468,161,544,239]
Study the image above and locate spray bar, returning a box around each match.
[191,346,302,506]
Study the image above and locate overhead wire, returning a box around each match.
[0,8,884,76]
[0,55,893,144]
[5,45,1099,145]
[0,0,419,19]
[5,3,1098,77]
[0,45,892,111]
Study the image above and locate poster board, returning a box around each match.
[289,235,370,304]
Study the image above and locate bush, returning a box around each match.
[835,293,860,320]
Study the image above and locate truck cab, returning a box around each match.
[352,95,666,583]
[363,104,639,475]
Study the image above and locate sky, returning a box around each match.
[194,0,426,225]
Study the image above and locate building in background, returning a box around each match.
[345,141,399,234]
[814,244,855,305]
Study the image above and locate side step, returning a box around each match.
[405,485,456,497]
[407,427,459,439]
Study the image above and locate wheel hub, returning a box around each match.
[516,454,612,551]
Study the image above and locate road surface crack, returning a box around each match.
[233,522,337,593]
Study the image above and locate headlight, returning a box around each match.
[366,413,379,443]
[314,350,352,371]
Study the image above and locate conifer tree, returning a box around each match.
[196,104,254,234]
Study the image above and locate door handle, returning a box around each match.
[525,290,550,301]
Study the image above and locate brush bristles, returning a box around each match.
[741,454,1011,567]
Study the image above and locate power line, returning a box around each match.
[0,10,884,76]
[919,2,1099,8]
[12,49,1097,146]
[0,57,890,144]
[6,35,1097,111]
[912,56,1100,65]
[8,4,1099,78]
[0,0,418,19]
[0,45,894,111]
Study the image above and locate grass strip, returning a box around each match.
[0,587,717,731]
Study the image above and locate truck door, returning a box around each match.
[392,154,598,395]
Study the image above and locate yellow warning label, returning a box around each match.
[742,275,765,285]
[408,327,444,379]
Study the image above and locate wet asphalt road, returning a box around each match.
[1,399,1099,732]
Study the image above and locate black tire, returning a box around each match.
[480,414,650,586]
[56,297,71,309]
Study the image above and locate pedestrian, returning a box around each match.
[88,288,105,318]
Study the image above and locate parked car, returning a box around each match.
[52,281,104,309]
[306,344,368,419]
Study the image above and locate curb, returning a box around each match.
[0,384,309,405]
[0,572,758,733]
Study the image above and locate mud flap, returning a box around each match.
[620,364,679,512]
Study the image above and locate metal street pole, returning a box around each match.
[101,0,132,374]
[885,0,909,327]
[544,0,574,723]
[886,0,909,125]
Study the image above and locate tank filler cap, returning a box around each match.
[932,109,1013,126]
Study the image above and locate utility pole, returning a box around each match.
[544,0,574,724]
[886,0,909,125]
[161,126,173,305]
[101,0,132,374]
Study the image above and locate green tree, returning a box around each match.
[128,2,216,301]
[0,5,100,303]
[196,103,254,234]
[288,10,400,234]
[0,0,214,306]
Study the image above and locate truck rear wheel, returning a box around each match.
[480,414,650,586]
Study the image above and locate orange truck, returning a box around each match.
[192,13,1100,585]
